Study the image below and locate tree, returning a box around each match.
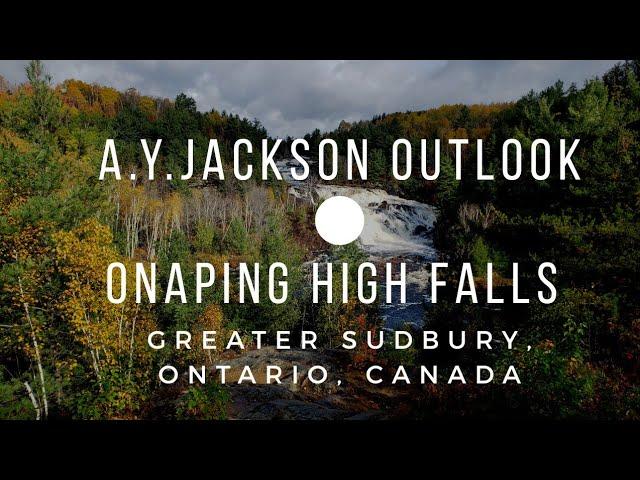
[23,60,62,144]
[53,219,157,418]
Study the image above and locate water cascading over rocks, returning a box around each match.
[277,159,438,329]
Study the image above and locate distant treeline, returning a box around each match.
[1,59,639,420]
[0,61,374,419]
[296,60,640,419]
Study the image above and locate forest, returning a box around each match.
[0,61,381,419]
[317,60,640,418]
[1,60,639,419]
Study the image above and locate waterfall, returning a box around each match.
[278,159,438,328]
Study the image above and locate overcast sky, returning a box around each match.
[0,60,619,137]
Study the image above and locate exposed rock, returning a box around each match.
[224,347,341,395]
[236,397,347,420]
[412,224,432,237]
[222,346,420,420]
[345,410,387,420]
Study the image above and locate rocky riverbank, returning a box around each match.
[144,345,422,420]
[223,346,421,420]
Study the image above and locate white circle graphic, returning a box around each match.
[315,196,364,246]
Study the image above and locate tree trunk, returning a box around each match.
[18,277,48,419]
[23,381,41,420]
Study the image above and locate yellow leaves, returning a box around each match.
[54,219,114,279]
[200,304,224,331]
[52,219,157,380]
[53,219,121,355]
[138,97,158,121]
[473,271,513,289]
[196,304,225,356]
[194,252,228,274]
[378,103,510,141]
[58,80,122,118]
[0,128,33,153]
[446,127,469,142]
[96,87,120,118]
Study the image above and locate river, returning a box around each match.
[276,158,438,329]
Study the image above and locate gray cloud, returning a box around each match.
[0,60,619,137]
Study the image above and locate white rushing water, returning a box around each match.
[313,185,437,257]
[278,159,438,328]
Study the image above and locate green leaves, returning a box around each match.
[429,61,640,418]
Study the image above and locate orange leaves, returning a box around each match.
[58,80,122,119]
[336,297,362,334]
[59,80,90,112]
[351,315,377,366]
